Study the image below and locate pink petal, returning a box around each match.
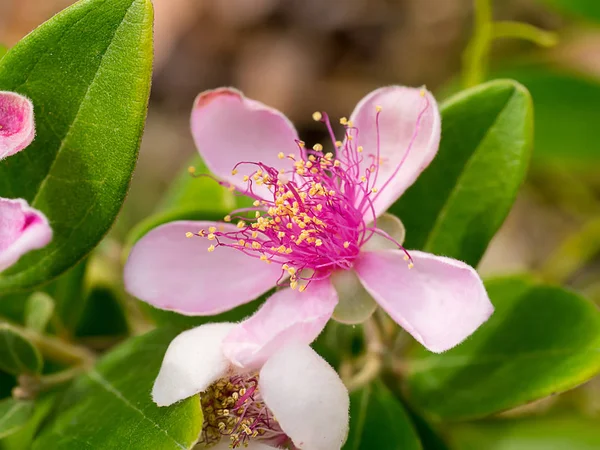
[354,250,493,353]
[259,343,349,450]
[222,280,338,369]
[124,221,282,315]
[190,87,298,199]
[0,198,52,272]
[347,86,440,219]
[0,92,35,160]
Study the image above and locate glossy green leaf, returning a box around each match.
[390,80,532,266]
[0,399,33,439]
[540,0,600,22]
[0,394,55,450]
[494,67,600,165]
[405,276,600,421]
[33,327,202,449]
[448,415,600,450]
[0,325,42,376]
[24,292,55,333]
[344,380,421,450]
[0,0,154,292]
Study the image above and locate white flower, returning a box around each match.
[153,323,349,450]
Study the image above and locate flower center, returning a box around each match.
[200,373,293,449]
[190,94,429,290]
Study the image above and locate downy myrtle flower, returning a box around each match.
[125,86,493,367]
[0,91,35,160]
[0,93,51,271]
[152,323,349,450]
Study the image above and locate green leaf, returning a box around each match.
[24,292,55,333]
[0,394,55,450]
[0,45,7,61]
[0,398,33,439]
[0,324,42,376]
[390,79,533,266]
[344,380,422,450]
[405,276,600,421]
[495,67,600,165]
[33,327,202,450]
[448,415,600,450]
[540,0,600,22]
[0,0,154,292]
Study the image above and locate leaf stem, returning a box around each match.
[462,0,493,88]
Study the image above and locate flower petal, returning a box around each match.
[0,92,35,160]
[0,198,52,272]
[259,343,349,450]
[347,86,440,219]
[152,323,236,407]
[190,87,298,199]
[354,250,493,353]
[222,280,338,369]
[211,443,274,450]
[124,221,281,315]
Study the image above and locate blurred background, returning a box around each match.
[2,0,600,446]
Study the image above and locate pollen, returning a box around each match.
[185,232,193,238]
[231,169,238,175]
[375,105,382,112]
[207,245,215,252]
[313,143,323,152]
[312,111,323,121]
[224,215,232,222]
[277,152,285,159]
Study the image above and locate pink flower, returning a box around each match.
[0,198,52,272]
[152,323,349,450]
[0,91,35,160]
[0,94,51,271]
[125,86,494,365]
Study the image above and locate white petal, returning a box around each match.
[259,344,349,450]
[152,323,235,407]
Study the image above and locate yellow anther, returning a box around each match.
[315,239,323,247]
[343,241,350,248]
[224,215,231,222]
[335,141,343,147]
[231,169,238,175]
[278,231,286,238]
[228,184,235,192]
[253,200,261,207]
[252,242,261,249]
[325,152,333,160]
[328,190,336,196]
[282,264,289,270]
[312,111,323,121]
[408,262,415,269]
[347,120,354,127]
[290,280,298,290]
[298,141,306,148]
[360,176,367,183]
[278,152,285,159]
[208,226,217,233]
[375,105,382,112]
[313,143,323,152]
[243,175,249,182]
[371,188,378,193]
[340,117,348,125]
[420,88,426,97]
[255,211,261,218]
[316,204,323,211]
[286,223,293,229]
[207,245,215,252]
[252,231,259,238]
[299,285,307,293]
[198,230,206,237]
[403,255,409,261]
[357,146,363,153]
[237,221,246,229]
[207,233,216,240]
[238,239,246,246]
[188,166,196,174]
[334,160,341,167]
[185,232,193,238]
[260,255,268,261]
